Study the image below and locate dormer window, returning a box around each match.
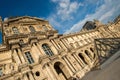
[43,25,48,31]
[19,39,24,45]
[12,27,19,34]
[29,26,36,32]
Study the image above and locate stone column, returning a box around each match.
[50,39,59,51]
[82,54,91,65]
[86,50,93,61]
[62,39,69,48]
[72,54,83,69]
[49,63,60,80]
[28,72,35,80]
[60,39,68,50]
[36,43,44,55]
[88,50,94,59]
[66,55,79,71]
[45,64,55,80]
[23,74,29,80]
[13,49,21,64]
[18,48,26,63]
[75,53,86,67]
[33,43,41,56]
[62,56,75,74]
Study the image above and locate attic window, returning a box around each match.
[12,27,19,34]
[29,26,36,32]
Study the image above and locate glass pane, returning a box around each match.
[29,26,35,32]
[25,52,34,64]
[42,44,54,56]
[12,27,19,34]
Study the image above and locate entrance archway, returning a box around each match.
[54,62,70,80]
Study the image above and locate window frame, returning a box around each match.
[42,44,54,56]
[29,26,36,33]
[12,27,19,34]
[25,51,34,64]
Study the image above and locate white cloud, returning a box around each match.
[47,15,61,28]
[51,0,83,21]
[99,8,114,21]
[65,0,120,34]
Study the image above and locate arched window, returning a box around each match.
[78,53,87,64]
[29,26,35,32]
[12,27,19,34]
[42,44,54,56]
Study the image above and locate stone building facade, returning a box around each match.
[0,16,119,80]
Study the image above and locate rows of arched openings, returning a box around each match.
[24,40,95,66]
[42,44,95,64]
[78,48,95,65]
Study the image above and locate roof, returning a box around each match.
[81,21,96,30]
[4,16,48,23]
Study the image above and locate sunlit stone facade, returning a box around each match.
[0,16,119,80]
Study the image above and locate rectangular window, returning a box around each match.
[25,52,34,64]
[0,68,2,76]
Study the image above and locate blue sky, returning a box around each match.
[0,0,120,39]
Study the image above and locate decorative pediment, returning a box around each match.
[6,16,47,23]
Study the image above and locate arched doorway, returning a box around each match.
[54,62,70,80]
[78,53,87,64]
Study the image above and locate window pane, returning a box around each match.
[29,26,36,32]
[42,44,54,56]
[12,27,19,34]
[25,52,34,64]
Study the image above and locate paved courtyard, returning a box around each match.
[81,51,120,80]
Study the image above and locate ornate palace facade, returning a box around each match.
[0,16,119,80]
